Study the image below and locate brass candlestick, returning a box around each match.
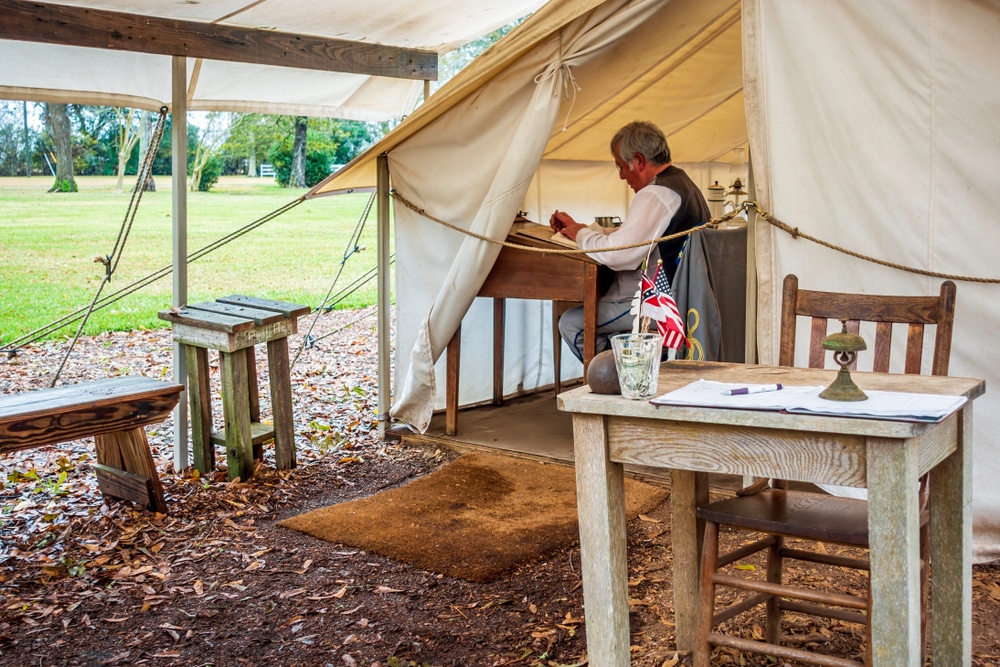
[819,321,868,402]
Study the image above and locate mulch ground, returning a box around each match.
[2,307,999,667]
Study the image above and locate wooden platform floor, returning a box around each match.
[398,385,744,494]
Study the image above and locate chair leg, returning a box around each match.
[694,520,720,667]
[765,535,783,644]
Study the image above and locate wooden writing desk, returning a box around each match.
[559,360,983,666]
[445,241,599,435]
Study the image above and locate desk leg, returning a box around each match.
[670,469,709,652]
[493,298,505,406]
[572,413,629,667]
[582,266,598,374]
[445,325,461,436]
[929,408,973,666]
[867,437,922,666]
[267,337,296,470]
[219,350,254,482]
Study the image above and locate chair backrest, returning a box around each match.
[778,274,956,376]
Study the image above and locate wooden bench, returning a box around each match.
[0,376,183,513]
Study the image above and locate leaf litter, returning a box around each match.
[1,306,1000,666]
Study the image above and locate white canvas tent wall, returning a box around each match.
[309,0,1000,562]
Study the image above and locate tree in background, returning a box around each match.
[113,108,141,192]
[43,103,77,192]
[0,102,40,176]
[289,116,308,188]
[188,112,229,191]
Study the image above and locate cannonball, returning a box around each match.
[587,349,620,394]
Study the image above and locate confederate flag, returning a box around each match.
[639,263,685,349]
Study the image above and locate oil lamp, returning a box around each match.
[819,321,868,402]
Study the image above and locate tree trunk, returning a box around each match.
[290,116,307,188]
[45,103,77,193]
[138,111,155,191]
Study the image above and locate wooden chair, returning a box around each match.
[693,274,957,667]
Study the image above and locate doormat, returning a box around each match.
[278,452,668,582]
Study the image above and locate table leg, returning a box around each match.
[582,265,598,374]
[185,345,214,473]
[267,336,296,470]
[572,413,629,667]
[493,298,505,406]
[670,469,709,652]
[866,436,922,666]
[219,350,254,482]
[445,325,461,436]
[929,408,973,666]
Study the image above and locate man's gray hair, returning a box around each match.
[610,121,671,166]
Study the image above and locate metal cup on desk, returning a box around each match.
[594,216,622,228]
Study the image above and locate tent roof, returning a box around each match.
[0,0,544,121]
[308,0,747,196]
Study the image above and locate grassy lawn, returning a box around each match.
[0,175,391,346]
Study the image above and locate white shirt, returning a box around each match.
[574,183,682,302]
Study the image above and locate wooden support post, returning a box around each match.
[185,345,214,473]
[219,350,254,481]
[267,336,296,470]
[671,468,710,651]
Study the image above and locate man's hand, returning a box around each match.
[550,210,586,241]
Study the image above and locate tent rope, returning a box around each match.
[2,195,306,356]
[48,107,169,387]
[291,191,376,368]
[392,190,1000,284]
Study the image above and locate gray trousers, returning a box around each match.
[558,300,635,362]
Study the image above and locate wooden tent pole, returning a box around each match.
[171,56,190,471]
[377,153,391,438]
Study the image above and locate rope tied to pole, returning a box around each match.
[392,191,1000,284]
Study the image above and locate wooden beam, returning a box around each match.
[0,0,438,80]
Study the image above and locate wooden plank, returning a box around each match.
[0,0,437,80]
[219,351,254,482]
[571,413,630,667]
[169,318,295,353]
[94,464,155,509]
[158,307,255,334]
[185,346,214,474]
[0,378,182,454]
[267,337,297,470]
[185,301,287,327]
[609,417,867,487]
[95,427,167,513]
[478,247,593,301]
[929,405,973,666]
[671,468,709,652]
[209,421,275,448]
[915,411,958,476]
[216,295,310,320]
[866,436,922,666]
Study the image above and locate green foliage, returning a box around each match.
[197,155,222,191]
[50,177,78,192]
[270,146,332,188]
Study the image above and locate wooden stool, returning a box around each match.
[159,295,310,481]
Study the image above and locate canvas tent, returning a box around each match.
[308,0,1000,562]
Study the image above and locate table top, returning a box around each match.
[158,294,310,333]
[558,360,985,438]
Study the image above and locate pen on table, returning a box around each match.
[723,384,783,396]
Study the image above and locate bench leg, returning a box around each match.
[267,337,296,470]
[220,350,254,482]
[245,345,263,461]
[186,345,214,474]
[94,427,167,513]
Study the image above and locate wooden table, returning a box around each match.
[445,243,599,435]
[159,295,310,481]
[558,360,984,667]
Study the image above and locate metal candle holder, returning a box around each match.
[819,321,868,402]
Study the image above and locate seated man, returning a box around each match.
[550,120,710,360]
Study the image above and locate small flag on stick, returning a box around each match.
[639,261,685,349]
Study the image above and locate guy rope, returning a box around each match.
[391,190,1000,285]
